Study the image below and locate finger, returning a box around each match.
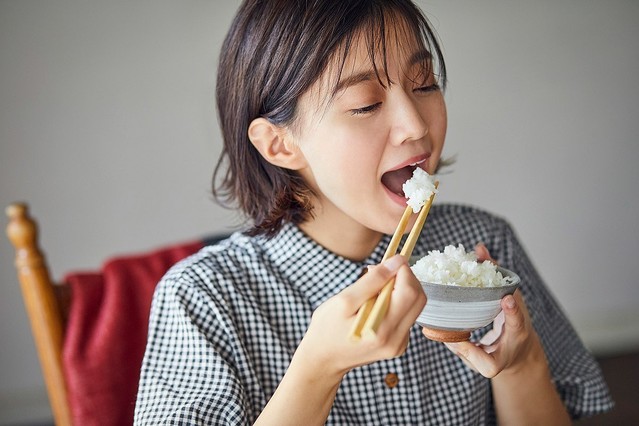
[479,327,501,347]
[374,265,426,337]
[479,310,506,347]
[474,242,491,262]
[446,341,502,378]
[444,342,479,373]
[501,292,526,335]
[342,255,406,310]
[474,242,497,264]
[494,309,506,330]
[512,289,531,318]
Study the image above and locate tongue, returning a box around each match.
[382,166,414,196]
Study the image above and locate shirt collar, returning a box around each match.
[262,222,390,310]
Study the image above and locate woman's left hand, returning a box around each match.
[443,291,541,378]
[438,243,544,379]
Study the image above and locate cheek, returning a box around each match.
[426,99,448,174]
[308,122,381,169]
[300,124,383,196]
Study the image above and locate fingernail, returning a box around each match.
[505,295,515,309]
[382,255,404,273]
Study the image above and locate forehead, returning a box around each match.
[313,14,430,101]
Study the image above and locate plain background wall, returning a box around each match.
[1,1,637,424]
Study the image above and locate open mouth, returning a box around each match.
[381,160,425,197]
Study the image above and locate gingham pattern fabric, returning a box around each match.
[135,203,613,425]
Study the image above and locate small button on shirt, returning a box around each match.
[135,204,613,425]
[385,373,399,389]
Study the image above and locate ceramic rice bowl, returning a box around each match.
[416,266,521,343]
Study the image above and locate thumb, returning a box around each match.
[501,292,525,334]
[474,242,496,264]
[344,255,406,302]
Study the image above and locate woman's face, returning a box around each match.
[289,29,447,238]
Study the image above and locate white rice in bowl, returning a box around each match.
[411,244,515,287]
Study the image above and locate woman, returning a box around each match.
[135,1,612,424]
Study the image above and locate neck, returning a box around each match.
[299,211,383,262]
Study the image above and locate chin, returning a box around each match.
[365,213,406,236]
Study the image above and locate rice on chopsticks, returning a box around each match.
[403,168,438,213]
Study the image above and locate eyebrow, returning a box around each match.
[332,49,433,95]
[409,49,432,66]
[333,71,376,95]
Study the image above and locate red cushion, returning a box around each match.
[62,240,203,426]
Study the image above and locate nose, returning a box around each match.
[389,92,429,146]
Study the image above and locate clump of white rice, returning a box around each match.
[411,244,514,287]
[403,168,438,213]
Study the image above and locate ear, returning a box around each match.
[248,118,307,170]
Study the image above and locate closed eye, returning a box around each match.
[416,83,441,94]
[349,102,382,116]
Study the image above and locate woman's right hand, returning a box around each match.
[294,255,426,381]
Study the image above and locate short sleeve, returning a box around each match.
[491,220,614,419]
[134,273,252,425]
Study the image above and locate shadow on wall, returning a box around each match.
[575,351,639,425]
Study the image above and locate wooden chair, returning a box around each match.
[6,202,224,425]
[6,203,72,425]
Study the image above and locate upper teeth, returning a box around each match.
[409,159,426,166]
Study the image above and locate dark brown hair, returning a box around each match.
[213,0,446,237]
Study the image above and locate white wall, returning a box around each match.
[424,0,639,353]
[1,1,637,424]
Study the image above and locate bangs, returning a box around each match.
[328,1,447,99]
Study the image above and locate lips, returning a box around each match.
[381,158,427,197]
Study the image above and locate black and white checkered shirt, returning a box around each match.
[135,204,613,425]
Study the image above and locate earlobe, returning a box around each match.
[248,118,306,170]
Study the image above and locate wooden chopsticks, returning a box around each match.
[349,181,439,341]
[349,206,413,339]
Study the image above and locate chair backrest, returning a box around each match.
[6,203,72,425]
[5,203,221,425]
